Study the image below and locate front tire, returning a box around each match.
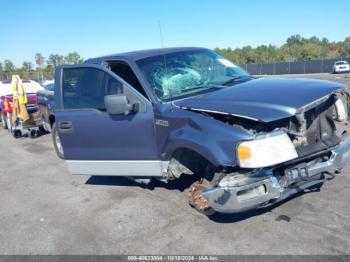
[52,123,64,159]
[1,114,7,129]
[188,179,215,216]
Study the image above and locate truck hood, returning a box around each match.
[174,78,344,122]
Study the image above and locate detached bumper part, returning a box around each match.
[203,136,350,214]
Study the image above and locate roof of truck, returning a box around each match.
[85,47,209,63]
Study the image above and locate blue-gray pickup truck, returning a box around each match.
[37,82,55,133]
[53,47,350,215]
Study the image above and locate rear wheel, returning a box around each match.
[52,123,64,159]
[1,114,7,129]
[12,130,22,139]
[29,129,40,139]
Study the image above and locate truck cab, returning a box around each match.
[54,47,350,215]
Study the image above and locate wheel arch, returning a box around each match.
[49,114,55,127]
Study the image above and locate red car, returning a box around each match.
[0,80,44,138]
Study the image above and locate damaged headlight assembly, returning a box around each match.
[334,96,348,122]
[237,130,298,168]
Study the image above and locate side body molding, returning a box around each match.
[66,160,169,177]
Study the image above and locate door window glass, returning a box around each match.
[62,67,123,110]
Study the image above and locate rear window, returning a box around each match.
[335,61,348,65]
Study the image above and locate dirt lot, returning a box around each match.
[0,73,350,255]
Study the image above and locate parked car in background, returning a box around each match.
[53,47,350,215]
[333,61,350,74]
[41,79,54,87]
[0,80,12,95]
[0,94,43,137]
[0,80,13,128]
[37,82,55,132]
[0,80,44,137]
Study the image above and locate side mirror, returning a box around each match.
[104,94,138,115]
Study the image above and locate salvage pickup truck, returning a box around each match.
[53,47,350,215]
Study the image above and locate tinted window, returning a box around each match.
[63,67,123,110]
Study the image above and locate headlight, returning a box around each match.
[237,130,298,168]
[335,96,347,122]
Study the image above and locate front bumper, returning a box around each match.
[334,68,349,73]
[203,135,350,214]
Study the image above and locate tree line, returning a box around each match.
[0,52,84,81]
[215,35,350,65]
[1,35,350,81]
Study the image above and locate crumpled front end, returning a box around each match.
[194,89,350,214]
[202,134,350,214]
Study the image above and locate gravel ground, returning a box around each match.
[0,73,349,255]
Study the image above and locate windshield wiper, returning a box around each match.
[221,76,249,86]
[180,84,219,93]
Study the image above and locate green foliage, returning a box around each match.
[22,61,33,72]
[0,62,4,79]
[65,52,84,64]
[1,35,350,80]
[0,51,84,81]
[4,60,15,76]
[47,54,65,67]
[215,35,350,64]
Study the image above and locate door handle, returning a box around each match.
[58,121,73,131]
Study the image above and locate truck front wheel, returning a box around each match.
[188,179,215,216]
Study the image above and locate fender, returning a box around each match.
[159,109,254,167]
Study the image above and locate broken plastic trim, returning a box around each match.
[296,89,346,114]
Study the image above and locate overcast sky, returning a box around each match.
[1,0,349,66]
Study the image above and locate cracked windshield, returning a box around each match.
[136,49,251,102]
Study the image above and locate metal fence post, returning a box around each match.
[288,61,291,74]
[260,63,262,75]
